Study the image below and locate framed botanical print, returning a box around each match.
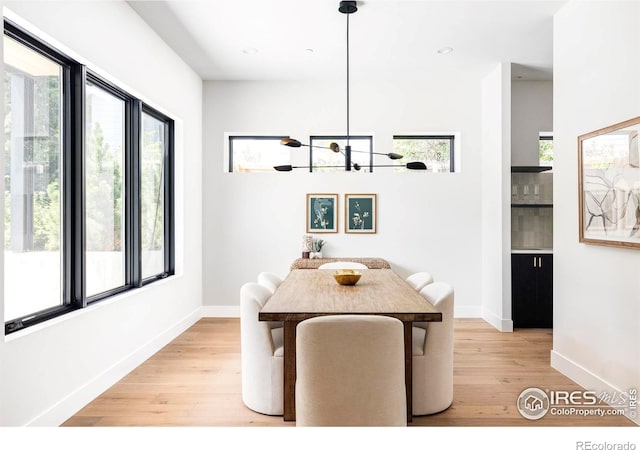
[578,116,640,249]
[306,193,338,233]
[345,193,377,234]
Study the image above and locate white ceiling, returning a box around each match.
[129,0,565,82]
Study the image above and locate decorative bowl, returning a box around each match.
[333,269,362,286]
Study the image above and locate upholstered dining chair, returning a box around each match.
[407,271,435,330]
[406,271,434,292]
[295,315,407,426]
[411,281,454,416]
[257,271,282,294]
[240,282,283,415]
[257,272,284,330]
[317,261,368,270]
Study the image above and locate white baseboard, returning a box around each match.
[27,308,202,426]
[481,307,513,332]
[201,305,240,317]
[551,350,640,426]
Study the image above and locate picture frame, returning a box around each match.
[306,193,338,233]
[578,116,640,249]
[345,193,377,234]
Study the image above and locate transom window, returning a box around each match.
[392,135,455,173]
[228,136,289,172]
[310,136,373,172]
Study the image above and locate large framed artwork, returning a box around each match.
[578,116,640,249]
[306,193,338,233]
[345,193,377,234]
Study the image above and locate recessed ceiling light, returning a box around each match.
[437,46,453,55]
[242,47,258,55]
[305,48,315,54]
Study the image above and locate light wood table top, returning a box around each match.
[260,268,441,321]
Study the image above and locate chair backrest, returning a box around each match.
[406,271,434,291]
[418,282,454,353]
[317,261,368,270]
[240,282,277,358]
[258,271,282,294]
[295,315,407,426]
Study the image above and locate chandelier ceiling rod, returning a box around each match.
[341,1,356,171]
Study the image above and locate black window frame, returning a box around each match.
[309,135,373,172]
[4,19,175,335]
[140,104,175,286]
[228,135,288,173]
[84,72,136,303]
[392,135,456,172]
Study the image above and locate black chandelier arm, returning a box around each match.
[273,161,426,171]
[372,162,428,170]
[281,138,402,161]
[274,164,349,172]
[347,149,404,160]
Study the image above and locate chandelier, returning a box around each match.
[274,1,427,172]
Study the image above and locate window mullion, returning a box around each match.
[71,64,87,308]
[130,100,142,286]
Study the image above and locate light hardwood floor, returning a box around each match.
[62,318,635,427]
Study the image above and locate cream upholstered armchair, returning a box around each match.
[406,271,434,292]
[295,315,407,426]
[412,281,454,415]
[257,271,282,294]
[407,271,435,330]
[317,261,368,270]
[257,272,284,329]
[240,282,284,415]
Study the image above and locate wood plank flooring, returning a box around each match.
[63,318,635,427]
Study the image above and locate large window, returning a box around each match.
[85,78,127,297]
[3,29,64,322]
[310,136,372,172]
[141,108,173,280]
[3,21,174,334]
[228,136,288,172]
[392,135,455,172]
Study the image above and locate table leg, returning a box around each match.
[404,322,413,422]
[283,320,299,421]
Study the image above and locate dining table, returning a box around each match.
[258,268,442,422]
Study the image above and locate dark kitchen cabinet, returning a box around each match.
[511,253,553,328]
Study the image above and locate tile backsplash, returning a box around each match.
[511,171,553,250]
[511,207,553,250]
[511,172,553,204]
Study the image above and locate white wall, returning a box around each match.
[552,0,639,425]
[480,63,513,332]
[0,1,203,426]
[203,77,484,318]
[511,80,553,166]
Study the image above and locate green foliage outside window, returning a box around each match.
[539,138,554,165]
